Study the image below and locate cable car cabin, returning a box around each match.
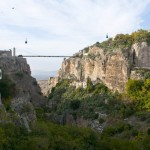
[106,34,108,38]
[25,40,27,44]
[0,69,2,80]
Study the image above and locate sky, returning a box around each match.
[0,0,150,79]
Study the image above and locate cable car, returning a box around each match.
[106,33,108,38]
[25,38,28,44]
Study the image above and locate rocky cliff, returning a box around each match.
[47,41,150,93]
[0,56,46,130]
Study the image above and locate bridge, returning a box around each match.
[18,55,72,58]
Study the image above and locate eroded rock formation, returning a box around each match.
[0,56,46,128]
[47,42,150,93]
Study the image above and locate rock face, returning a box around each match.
[0,56,46,128]
[38,80,49,96]
[48,42,150,93]
[132,42,150,67]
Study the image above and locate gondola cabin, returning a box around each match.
[106,34,108,38]
[25,39,28,44]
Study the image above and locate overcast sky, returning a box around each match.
[0,0,150,78]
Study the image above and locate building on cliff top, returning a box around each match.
[0,50,12,57]
[0,48,16,57]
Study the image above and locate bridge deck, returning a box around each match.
[18,55,72,57]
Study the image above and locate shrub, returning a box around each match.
[20,103,31,114]
[144,72,150,79]
[100,29,150,53]
[84,47,89,53]
[15,72,24,78]
[70,100,81,110]
[113,33,133,48]
[147,128,150,135]
[126,79,150,110]
[102,122,132,137]
[99,118,105,124]
[131,29,150,45]
[93,83,109,94]
[86,77,94,93]
[126,79,144,100]
[0,75,16,99]
[33,81,37,86]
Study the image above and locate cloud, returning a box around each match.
[0,0,150,77]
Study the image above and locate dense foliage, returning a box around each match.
[0,74,16,110]
[126,79,150,110]
[0,121,103,150]
[0,77,150,149]
[48,79,135,120]
[0,74,15,99]
[0,119,150,150]
[99,29,150,52]
[46,79,150,149]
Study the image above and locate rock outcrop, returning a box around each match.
[0,56,46,128]
[47,42,150,93]
[38,80,49,96]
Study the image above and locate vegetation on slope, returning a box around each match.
[0,29,150,149]
[95,29,150,52]
[46,78,150,150]
[126,78,150,110]
[0,74,16,111]
[0,74,16,99]
[0,121,103,150]
[1,77,150,149]
[48,79,134,120]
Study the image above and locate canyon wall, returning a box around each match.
[0,56,46,129]
[47,42,150,93]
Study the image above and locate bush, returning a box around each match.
[0,75,16,99]
[144,72,150,79]
[99,118,105,124]
[33,81,38,86]
[126,79,144,100]
[131,29,150,45]
[86,77,94,93]
[102,122,132,137]
[15,72,24,78]
[113,33,133,48]
[126,79,150,110]
[100,29,150,53]
[93,83,109,94]
[70,100,81,110]
[147,128,150,135]
[84,47,89,53]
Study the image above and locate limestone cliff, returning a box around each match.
[0,56,46,129]
[47,41,150,93]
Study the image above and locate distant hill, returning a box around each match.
[32,70,57,80]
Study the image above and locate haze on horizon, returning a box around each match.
[0,0,150,79]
